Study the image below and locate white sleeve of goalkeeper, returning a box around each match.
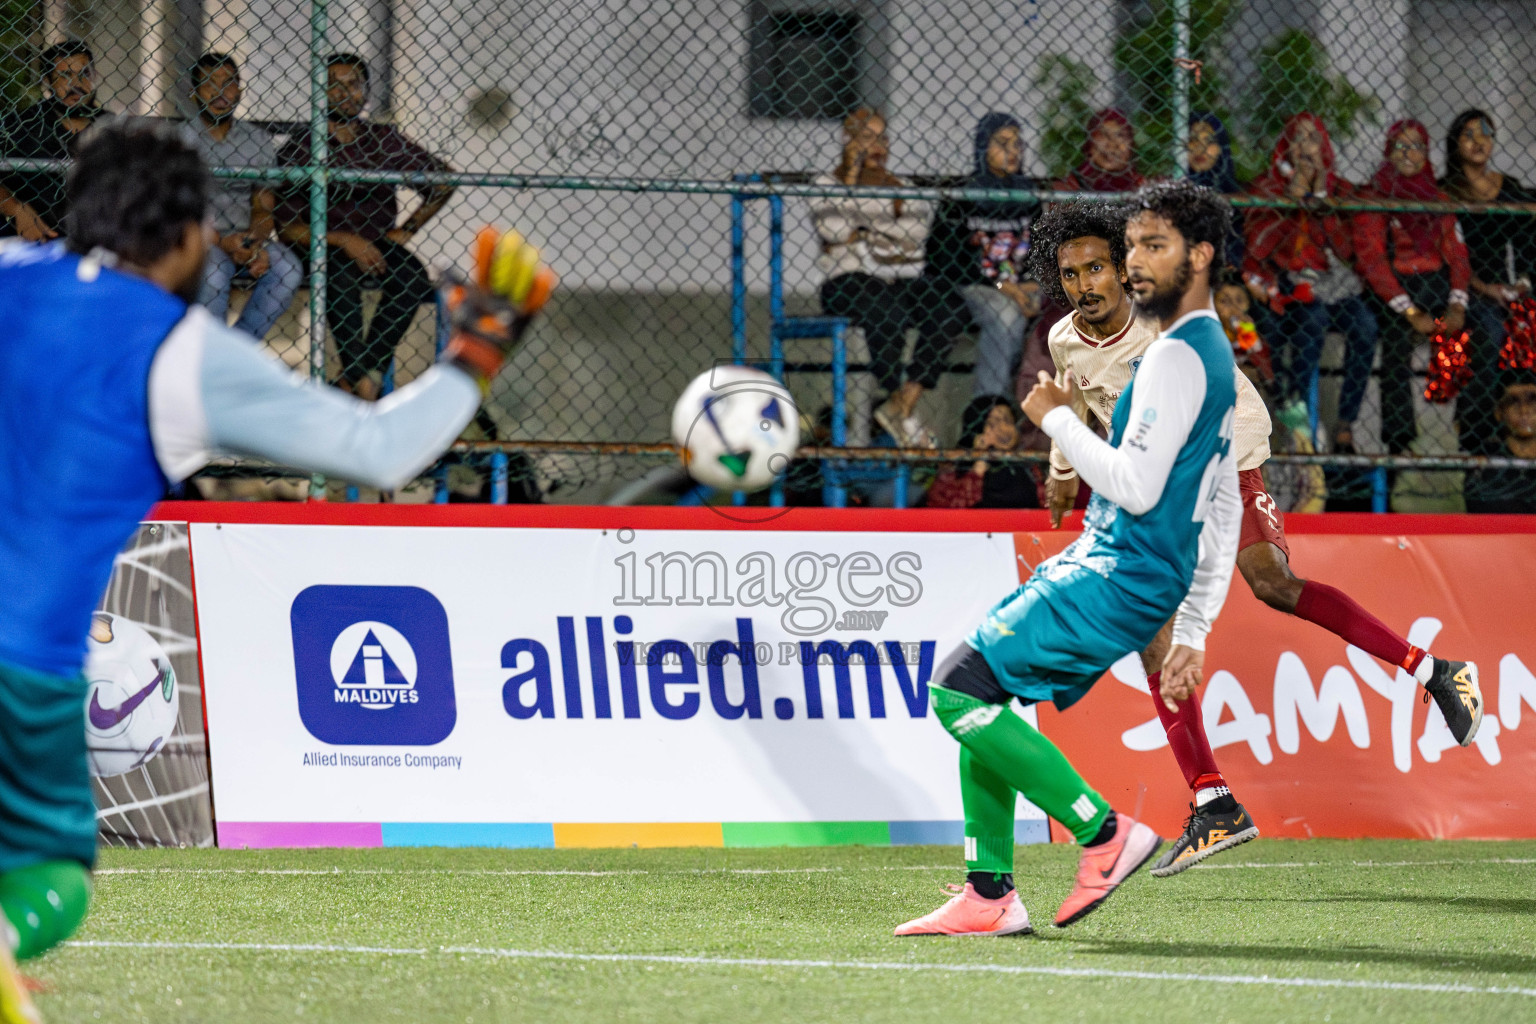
[147,307,481,490]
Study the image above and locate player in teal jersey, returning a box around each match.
[895,181,1241,935]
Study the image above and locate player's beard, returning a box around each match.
[200,107,234,126]
[1136,255,1192,321]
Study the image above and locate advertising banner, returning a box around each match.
[1036,530,1536,841]
[188,514,1047,849]
[178,505,1536,847]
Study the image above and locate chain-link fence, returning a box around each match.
[2,0,1534,512]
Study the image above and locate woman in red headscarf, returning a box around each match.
[1056,109,1144,193]
[1244,113,1378,453]
[1353,119,1473,454]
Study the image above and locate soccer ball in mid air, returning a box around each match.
[672,366,801,492]
[83,613,180,777]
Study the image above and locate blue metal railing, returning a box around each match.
[731,175,850,508]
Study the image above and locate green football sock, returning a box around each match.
[932,685,1111,845]
[960,747,1016,875]
[0,860,91,960]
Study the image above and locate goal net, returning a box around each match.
[92,522,214,849]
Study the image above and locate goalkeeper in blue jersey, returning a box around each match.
[0,119,552,1022]
[896,180,1242,936]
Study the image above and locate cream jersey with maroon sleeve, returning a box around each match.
[1046,305,1271,478]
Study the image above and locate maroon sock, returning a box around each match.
[1146,670,1224,791]
[1293,581,1425,674]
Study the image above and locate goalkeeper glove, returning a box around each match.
[440,226,557,386]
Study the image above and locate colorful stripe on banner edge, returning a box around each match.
[217,820,1051,850]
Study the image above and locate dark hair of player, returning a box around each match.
[1128,179,1232,257]
[66,119,210,266]
[1026,200,1129,305]
[190,51,239,89]
[326,51,370,83]
[41,40,93,73]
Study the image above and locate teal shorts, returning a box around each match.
[967,565,1171,711]
[0,659,97,872]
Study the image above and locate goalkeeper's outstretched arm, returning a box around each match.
[148,308,482,491]
[147,228,555,491]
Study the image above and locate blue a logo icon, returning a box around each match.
[291,586,456,745]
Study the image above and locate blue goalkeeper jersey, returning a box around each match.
[0,243,185,676]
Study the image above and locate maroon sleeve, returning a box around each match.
[923,467,983,508]
[1442,214,1472,293]
[1242,208,1287,291]
[1351,208,1407,303]
[385,128,450,183]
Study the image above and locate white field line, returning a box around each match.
[1190,858,1536,869]
[93,865,954,877]
[63,940,1536,999]
[93,858,1536,878]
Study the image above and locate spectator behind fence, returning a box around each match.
[923,395,1040,509]
[1245,113,1378,452]
[182,52,301,341]
[922,112,1042,398]
[275,52,455,400]
[1353,119,1476,455]
[1440,109,1536,453]
[1057,108,1143,193]
[811,107,962,448]
[1185,111,1245,271]
[1213,267,1274,395]
[0,41,111,240]
[1464,371,1536,513]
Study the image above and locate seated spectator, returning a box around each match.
[1185,111,1245,270]
[0,41,111,240]
[1464,372,1536,513]
[275,52,455,400]
[1056,109,1143,193]
[811,107,963,448]
[1213,267,1274,394]
[1245,113,1378,451]
[923,113,1042,400]
[1440,109,1536,452]
[1353,119,1477,455]
[924,395,1040,508]
[183,52,302,341]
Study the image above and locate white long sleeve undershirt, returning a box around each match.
[147,307,481,491]
[1172,455,1240,650]
[1040,336,1206,517]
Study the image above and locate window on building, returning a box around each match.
[748,5,865,119]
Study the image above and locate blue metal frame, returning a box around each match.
[731,176,850,507]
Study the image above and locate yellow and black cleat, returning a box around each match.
[1422,659,1483,747]
[1150,799,1260,877]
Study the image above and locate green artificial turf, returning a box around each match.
[29,840,1536,1023]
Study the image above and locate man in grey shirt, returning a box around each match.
[182,51,301,340]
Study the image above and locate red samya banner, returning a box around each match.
[1026,524,1536,840]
